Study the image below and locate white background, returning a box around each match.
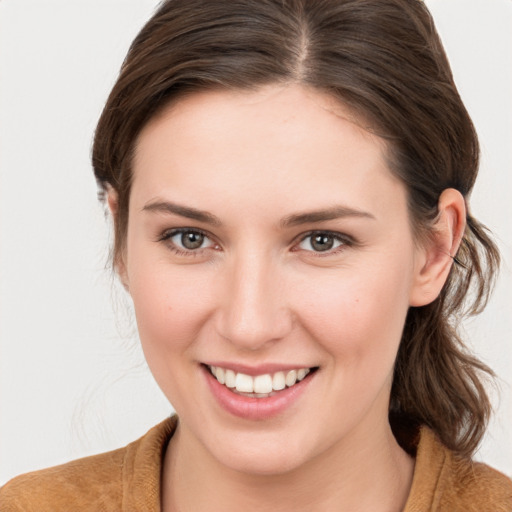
[0,0,511,485]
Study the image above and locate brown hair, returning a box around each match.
[92,0,500,457]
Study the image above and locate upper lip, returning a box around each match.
[202,361,316,376]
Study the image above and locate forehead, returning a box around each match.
[136,85,380,158]
[131,84,405,221]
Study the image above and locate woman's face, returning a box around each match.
[122,85,428,475]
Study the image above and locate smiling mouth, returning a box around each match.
[205,364,318,398]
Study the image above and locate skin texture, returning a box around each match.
[111,84,465,512]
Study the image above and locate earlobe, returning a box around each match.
[107,188,119,218]
[409,188,466,307]
[106,188,130,293]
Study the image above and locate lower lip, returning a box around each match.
[202,365,315,421]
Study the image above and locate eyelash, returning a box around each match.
[157,228,355,257]
[157,228,217,257]
[294,230,355,256]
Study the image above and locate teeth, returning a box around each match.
[225,369,236,388]
[272,371,286,391]
[216,367,225,385]
[209,366,311,396]
[285,370,297,387]
[254,374,273,394]
[297,368,307,381]
[235,373,254,393]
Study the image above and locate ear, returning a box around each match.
[409,188,466,307]
[106,188,130,292]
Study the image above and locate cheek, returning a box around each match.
[127,255,215,356]
[126,262,218,411]
[295,260,411,368]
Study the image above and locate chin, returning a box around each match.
[218,448,306,476]
[205,427,313,476]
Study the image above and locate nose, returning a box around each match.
[214,250,293,351]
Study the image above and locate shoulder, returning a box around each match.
[405,427,512,512]
[0,416,177,512]
[0,447,125,512]
[439,450,512,512]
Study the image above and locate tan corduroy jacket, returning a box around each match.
[1,416,511,511]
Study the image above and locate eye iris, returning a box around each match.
[181,231,204,250]
[311,234,334,251]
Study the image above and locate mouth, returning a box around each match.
[204,364,318,398]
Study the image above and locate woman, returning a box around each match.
[1,0,511,510]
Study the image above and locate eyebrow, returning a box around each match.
[142,200,375,228]
[142,200,222,226]
[280,206,376,227]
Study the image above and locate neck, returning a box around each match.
[161,419,414,512]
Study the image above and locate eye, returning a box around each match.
[160,228,217,253]
[297,231,349,253]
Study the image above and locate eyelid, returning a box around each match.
[156,227,356,257]
[157,227,219,254]
[292,230,356,255]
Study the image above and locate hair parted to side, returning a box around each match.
[92,0,500,458]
